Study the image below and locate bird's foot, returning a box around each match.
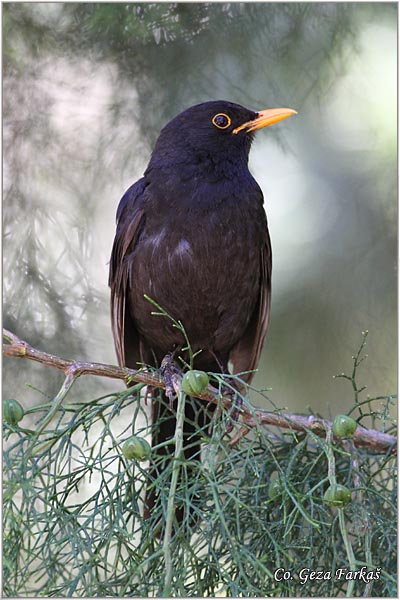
[160,352,182,407]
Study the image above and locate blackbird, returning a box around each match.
[109,100,296,528]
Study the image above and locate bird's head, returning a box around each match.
[147,100,296,175]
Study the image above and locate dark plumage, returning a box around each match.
[109,100,296,529]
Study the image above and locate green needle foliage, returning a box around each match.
[3,335,397,597]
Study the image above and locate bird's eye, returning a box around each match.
[212,113,231,129]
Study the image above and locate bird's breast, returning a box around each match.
[141,198,262,279]
[129,187,266,359]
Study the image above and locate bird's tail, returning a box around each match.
[144,391,205,533]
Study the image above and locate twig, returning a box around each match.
[325,427,356,597]
[162,380,185,596]
[3,329,397,454]
[3,328,162,386]
[228,425,250,447]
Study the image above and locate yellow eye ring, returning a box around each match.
[212,113,231,129]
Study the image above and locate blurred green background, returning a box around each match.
[3,3,397,416]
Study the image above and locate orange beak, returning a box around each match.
[232,107,297,135]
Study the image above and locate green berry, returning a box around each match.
[332,414,358,438]
[122,436,151,461]
[3,399,24,425]
[181,370,210,395]
[268,478,284,501]
[323,484,352,507]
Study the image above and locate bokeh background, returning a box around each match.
[3,3,397,416]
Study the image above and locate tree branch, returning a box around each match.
[3,329,396,454]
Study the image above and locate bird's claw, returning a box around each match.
[160,352,182,407]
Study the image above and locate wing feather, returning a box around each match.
[109,179,146,367]
[229,231,272,384]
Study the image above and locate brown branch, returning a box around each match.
[3,328,162,387]
[3,328,396,455]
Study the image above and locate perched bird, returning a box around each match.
[109,100,296,528]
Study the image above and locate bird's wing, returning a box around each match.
[109,179,146,368]
[229,231,272,384]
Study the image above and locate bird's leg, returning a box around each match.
[160,351,182,407]
[143,386,151,405]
